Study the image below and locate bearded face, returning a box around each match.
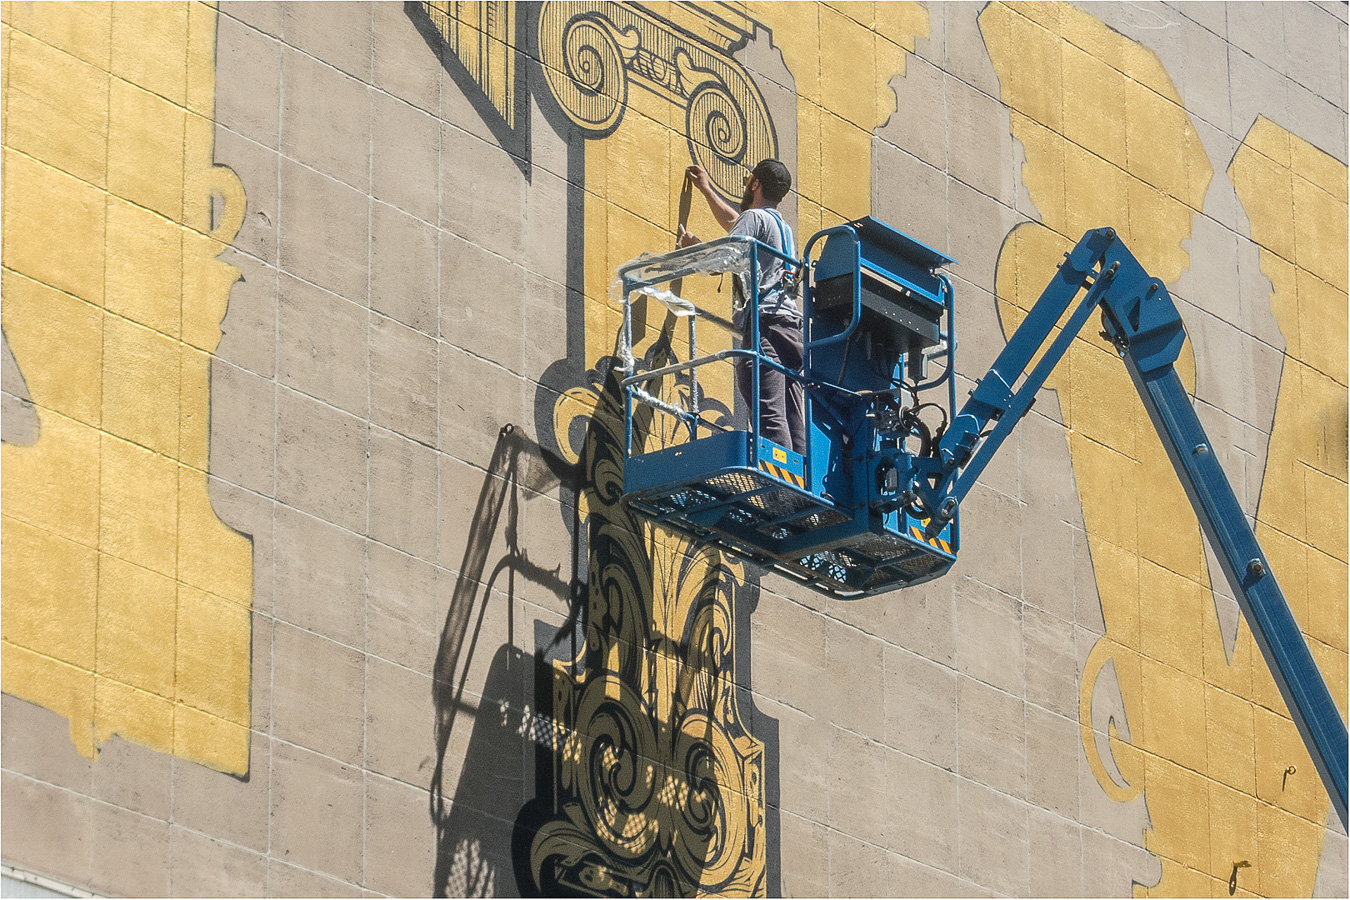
[740,177,756,211]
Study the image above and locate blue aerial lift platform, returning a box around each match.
[616,221,1348,826]
[619,218,958,596]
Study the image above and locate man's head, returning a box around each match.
[741,158,792,209]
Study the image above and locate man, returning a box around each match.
[677,159,805,455]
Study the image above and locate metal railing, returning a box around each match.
[616,235,807,463]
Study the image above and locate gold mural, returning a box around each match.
[518,1,930,892]
[982,2,1346,896]
[749,0,928,238]
[526,369,765,894]
[0,0,1338,895]
[1231,116,1349,895]
[0,1,253,775]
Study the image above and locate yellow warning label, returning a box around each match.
[909,525,952,555]
[759,460,805,489]
[772,447,788,464]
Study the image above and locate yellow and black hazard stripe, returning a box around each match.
[908,525,952,555]
[758,459,805,489]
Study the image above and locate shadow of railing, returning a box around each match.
[431,423,576,897]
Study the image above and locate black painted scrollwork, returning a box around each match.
[685,79,753,204]
[537,2,777,198]
[517,342,764,896]
[539,7,636,133]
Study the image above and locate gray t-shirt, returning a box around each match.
[730,207,799,330]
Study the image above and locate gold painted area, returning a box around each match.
[1,1,252,775]
[534,381,766,892]
[1231,116,1349,847]
[748,2,925,241]
[533,3,927,891]
[985,5,1347,896]
[744,1,926,237]
[982,2,1337,896]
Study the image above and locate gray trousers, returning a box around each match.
[738,314,806,455]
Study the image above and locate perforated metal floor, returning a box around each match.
[628,468,952,596]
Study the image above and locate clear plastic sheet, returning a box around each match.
[611,237,755,366]
[611,236,753,303]
[633,285,697,317]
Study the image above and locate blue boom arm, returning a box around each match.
[914,227,1348,827]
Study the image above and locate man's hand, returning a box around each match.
[685,164,713,195]
[681,162,738,234]
[676,224,700,248]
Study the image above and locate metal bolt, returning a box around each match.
[1193,443,1209,455]
[1248,559,1266,578]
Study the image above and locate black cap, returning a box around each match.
[751,159,791,203]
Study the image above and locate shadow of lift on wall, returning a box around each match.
[430,423,581,897]
[432,332,777,896]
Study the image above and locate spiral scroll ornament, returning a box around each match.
[672,713,749,885]
[686,81,755,203]
[574,677,661,857]
[537,3,778,200]
[539,8,636,134]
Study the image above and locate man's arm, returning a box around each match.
[677,165,738,247]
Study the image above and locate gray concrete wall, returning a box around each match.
[2,2,1346,897]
